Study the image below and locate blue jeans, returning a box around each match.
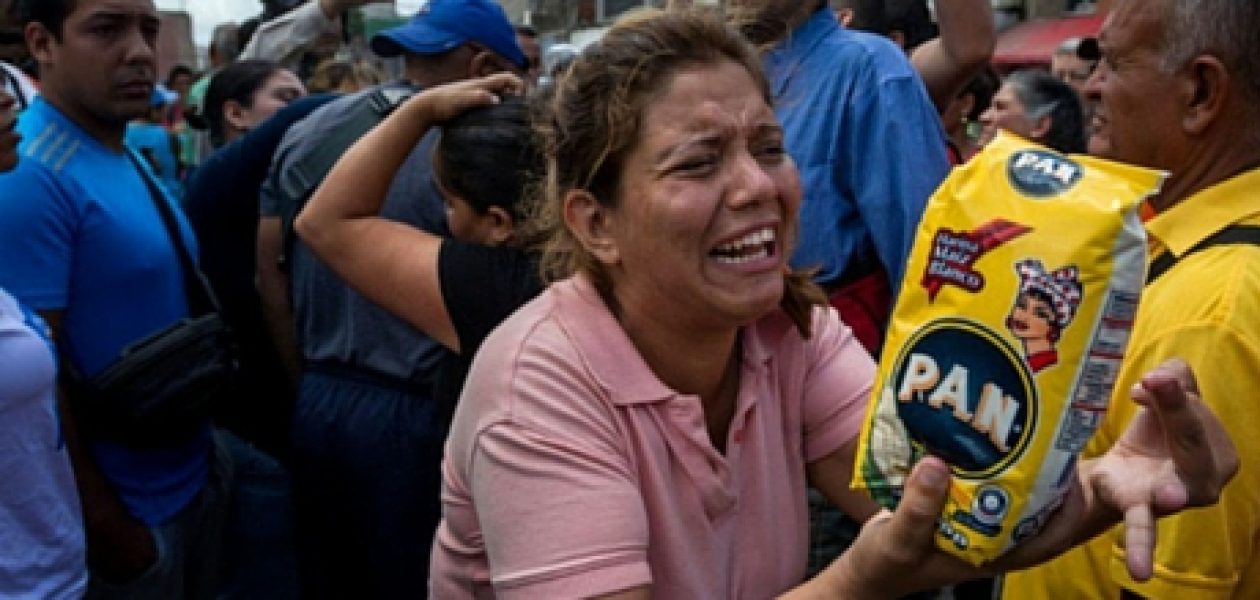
[218,431,300,600]
[292,366,446,599]
[86,433,231,600]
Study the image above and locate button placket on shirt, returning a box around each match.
[661,396,737,521]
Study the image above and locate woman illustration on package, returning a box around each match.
[1006,259,1083,373]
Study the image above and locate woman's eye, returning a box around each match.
[756,144,786,161]
[674,157,716,173]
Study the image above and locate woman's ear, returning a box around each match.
[223,99,250,132]
[564,189,620,266]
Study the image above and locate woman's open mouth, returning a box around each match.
[711,226,777,266]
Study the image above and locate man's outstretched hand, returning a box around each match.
[819,359,1238,598]
[1085,359,1238,580]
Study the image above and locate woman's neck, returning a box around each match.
[1022,337,1053,356]
[603,284,740,406]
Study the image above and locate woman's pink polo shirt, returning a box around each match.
[431,275,874,599]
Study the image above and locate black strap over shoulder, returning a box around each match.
[275,82,416,273]
[125,150,221,316]
[1147,225,1260,285]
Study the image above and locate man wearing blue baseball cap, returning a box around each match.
[370,0,527,71]
[253,1,525,598]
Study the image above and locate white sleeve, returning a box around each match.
[239,1,334,69]
[1,62,38,109]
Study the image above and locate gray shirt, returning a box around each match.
[262,87,448,386]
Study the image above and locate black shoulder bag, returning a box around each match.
[67,152,239,446]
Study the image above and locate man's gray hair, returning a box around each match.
[1161,0,1260,103]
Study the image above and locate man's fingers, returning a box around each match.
[1124,504,1155,582]
[1141,364,1221,504]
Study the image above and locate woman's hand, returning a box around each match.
[410,73,526,123]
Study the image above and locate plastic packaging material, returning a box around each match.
[852,132,1165,565]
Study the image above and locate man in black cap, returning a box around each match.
[254,1,526,597]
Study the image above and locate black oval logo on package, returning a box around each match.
[1007,149,1083,198]
[890,318,1038,479]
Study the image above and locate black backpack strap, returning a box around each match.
[1147,225,1260,284]
[275,83,415,273]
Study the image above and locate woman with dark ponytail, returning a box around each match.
[198,59,305,148]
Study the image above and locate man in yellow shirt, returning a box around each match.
[1003,0,1260,598]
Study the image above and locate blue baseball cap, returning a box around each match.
[370,0,527,70]
[150,84,179,108]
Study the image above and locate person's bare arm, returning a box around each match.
[911,0,995,115]
[240,0,388,67]
[807,438,881,523]
[296,74,525,353]
[256,216,302,382]
[43,310,158,584]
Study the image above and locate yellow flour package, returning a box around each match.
[851,132,1165,566]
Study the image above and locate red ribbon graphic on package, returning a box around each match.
[922,219,1033,301]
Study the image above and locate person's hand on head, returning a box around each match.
[414,73,525,122]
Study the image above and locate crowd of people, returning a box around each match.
[0,0,1255,598]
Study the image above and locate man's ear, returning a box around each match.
[1182,55,1230,136]
[468,49,507,79]
[835,8,855,27]
[25,22,56,66]
[563,189,620,266]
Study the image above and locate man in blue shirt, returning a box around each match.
[733,0,950,579]
[0,1,231,597]
[753,0,950,347]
